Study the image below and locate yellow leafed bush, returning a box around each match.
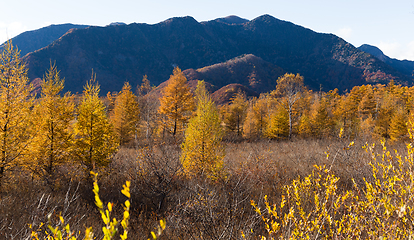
[252,130,414,239]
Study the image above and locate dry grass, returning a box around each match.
[0,138,395,239]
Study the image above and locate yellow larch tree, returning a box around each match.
[358,85,377,120]
[158,67,195,138]
[298,113,312,138]
[243,94,271,139]
[223,90,248,136]
[111,82,140,146]
[374,89,398,139]
[0,41,34,190]
[73,74,118,176]
[389,107,408,142]
[333,86,363,138]
[310,95,334,138]
[297,90,313,138]
[181,81,225,180]
[137,75,158,141]
[265,103,289,139]
[27,63,75,186]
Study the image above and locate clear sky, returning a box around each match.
[2,0,414,60]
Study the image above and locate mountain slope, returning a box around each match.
[358,44,414,77]
[22,15,412,95]
[2,24,90,56]
[184,54,284,93]
[210,15,249,25]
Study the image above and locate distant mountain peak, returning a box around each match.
[161,16,199,25]
[213,15,249,25]
[359,44,387,61]
[252,14,278,22]
[107,22,126,26]
[358,44,414,77]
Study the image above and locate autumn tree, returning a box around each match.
[389,107,408,142]
[298,113,312,137]
[223,90,248,136]
[111,82,140,146]
[158,67,195,138]
[137,75,158,140]
[137,74,152,96]
[265,103,289,139]
[243,94,271,139]
[73,74,118,176]
[374,88,398,139]
[297,90,313,138]
[310,95,334,137]
[27,63,74,186]
[0,41,34,189]
[333,86,365,138]
[358,85,377,119]
[181,81,224,180]
[273,73,305,139]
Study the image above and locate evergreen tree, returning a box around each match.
[181,81,224,180]
[0,41,34,189]
[28,63,74,186]
[158,67,195,137]
[111,82,140,146]
[73,74,118,176]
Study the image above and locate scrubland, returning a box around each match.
[2,137,405,239]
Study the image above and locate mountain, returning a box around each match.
[107,22,126,26]
[210,15,249,25]
[152,54,275,104]
[22,15,412,95]
[358,44,414,77]
[1,24,90,56]
[183,54,285,93]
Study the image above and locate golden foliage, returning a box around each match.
[243,94,271,139]
[0,41,34,189]
[181,81,225,180]
[158,67,195,137]
[252,139,414,239]
[223,90,248,135]
[73,74,118,174]
[273,73,305,139]
[265,103,289,139]
[111,82,140,146]
[27,63,75,185]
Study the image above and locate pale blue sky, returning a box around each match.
[2,0,414,60]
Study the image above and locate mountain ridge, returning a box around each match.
[1,23,90,56]
[16,14,414,95]
[358,44,414,77]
